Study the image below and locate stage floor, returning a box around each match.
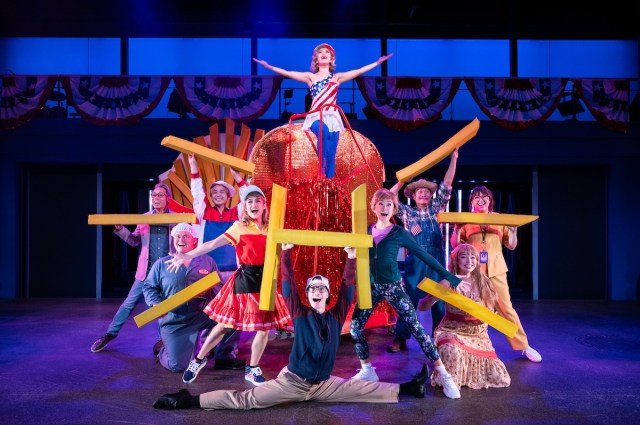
[1,298,639,425]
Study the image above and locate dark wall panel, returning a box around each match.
[538,166,607,299]
[26,164,97,297]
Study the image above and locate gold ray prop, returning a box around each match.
[133,272,221,327]
[437,212,539,227]
[418,278,517,337]
[161,135,255,175]
[396,118,480,183]
[88,213,196,225]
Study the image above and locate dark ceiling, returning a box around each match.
[2,0,638,40]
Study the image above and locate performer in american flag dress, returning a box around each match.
[253,44,392,178]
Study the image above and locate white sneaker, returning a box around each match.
[351,366,379,382]
[437,374,461,399]
[523,346,542,363]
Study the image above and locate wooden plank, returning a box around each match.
[259,184,287,311]
[437,212,539,227]
[351,184,372,309]
[161,135,255,175]
[418,278,517,337]
[133,272,220,327]
[396,118,479,182]
[271,229,372,248]
[88,213,196,225]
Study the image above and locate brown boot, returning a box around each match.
[387,337,408,353]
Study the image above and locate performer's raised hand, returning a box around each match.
[165,252,187,273]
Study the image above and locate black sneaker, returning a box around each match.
[91,333,116,353]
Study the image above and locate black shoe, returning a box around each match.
[153,339,164,356]
[400,363,429,398]
[90,333,116,353]
[153,389,193,410]
[214,358,247,370]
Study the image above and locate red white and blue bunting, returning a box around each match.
[465,78,568,130]
[574,79,630,133]
[356,77,462,131]
[1,75,56,130]
[61,76,171,126]
[0,75,631,133]
[173,76,283,124]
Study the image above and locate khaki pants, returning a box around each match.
[200,366,399,410]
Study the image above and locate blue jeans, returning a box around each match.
[106,279,145,336]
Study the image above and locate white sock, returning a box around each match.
[362,363,374,370]
[434,364,449,377]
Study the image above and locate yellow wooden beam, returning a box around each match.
[418,278,517,337]
[88,213,196,225]
[271,228,372,248]
[351,184,372,309]
[133,272,220,327]
[161,135,255,175]
[437,212,539,227]
[396,118,480,183]
[259,183,287,311]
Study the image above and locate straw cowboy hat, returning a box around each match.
[403,179,438,198]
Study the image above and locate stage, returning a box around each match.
[1,298,639,425]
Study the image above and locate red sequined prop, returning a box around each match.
[249,124,395,327]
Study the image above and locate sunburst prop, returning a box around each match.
[158,117,263,209]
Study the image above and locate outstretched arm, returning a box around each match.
[335,53,394,83]
[390,179,404,195]
[165,233,231,272]
[442,148,459,188]
[253,58,313,85]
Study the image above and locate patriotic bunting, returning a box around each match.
[173,76,283,124]
[61,76,171,126]
[0,74,632,134]
[1,75,56,130]
[356,77,462,131]
[465,78,568,130]
[573,79,630,133]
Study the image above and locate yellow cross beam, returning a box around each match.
[133,272,221,327]
[259,184,373,310]
[259,183,287,311]
[87,213,197,225]
[271,229,372,249]
[395,118,479,183]
[437,212,539,227]
[161,135,256,175]
[417,278,517,337]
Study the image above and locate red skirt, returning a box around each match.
[203,269,291,332]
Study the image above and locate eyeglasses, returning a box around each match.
[472,195,489,201]
[307,285,328,293]
[150,192,167,198]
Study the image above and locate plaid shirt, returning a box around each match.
[396,181,452,240]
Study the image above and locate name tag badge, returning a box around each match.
[479,251,489,264]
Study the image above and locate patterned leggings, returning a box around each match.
[350,280,440,362]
